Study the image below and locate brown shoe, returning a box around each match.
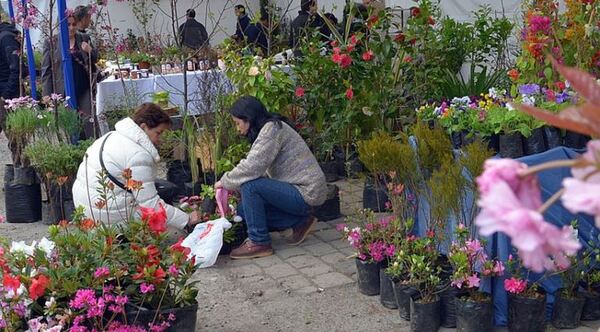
[287,216,317,246]
[230,239,273,259]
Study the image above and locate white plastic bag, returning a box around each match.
[181,188,231,268]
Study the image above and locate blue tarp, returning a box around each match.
[21,0,36,99]
[413,147,594,326]
[57,0,77,109]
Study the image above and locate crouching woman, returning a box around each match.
[72,103,200,231]
[215,96,327,259]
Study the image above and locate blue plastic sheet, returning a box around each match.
[57,0,77,109]
[413,147,593,326]
[21,0,36,99]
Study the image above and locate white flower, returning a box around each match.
[217,59,226,71]
[506,103,515,111]
[233,215,243,223]
[46,326,63,332]
[362,107,373,116]
[521,95,536,106]
[37,237,55,257]
[248,66,260,76]
[264,70,272,81]
[45,296,56,309]
[7,284,26,299]
[10,240,35,256]
[585,24,593,38]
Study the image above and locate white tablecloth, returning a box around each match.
[96,70,233,133]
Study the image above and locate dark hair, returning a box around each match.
[186,9,196,18]
[235,4,245,12]
[229,96,289,143]
[301,0,316,12]
[73,5,90,22]
[131,103,172,129]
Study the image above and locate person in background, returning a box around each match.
[0,15,22,135]
[73,103,201,231]
[234,4,250,41]
[215,96,327,259]
[73,5,92,34]
[178,9,209,50]
[289,0,327,53]
[246,14,271,56]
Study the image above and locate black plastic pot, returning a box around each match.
[410,296,441,332]
[552,293,585,329]
[219,222,247,255]
[126,303,198,332]
[523,127,547,156]
[319,161,339,183]
[460,130,475,147]
[456,295,493,332]
[355,258,380,296]
[363,176,389,212]
[499,133,524,158]
[4,165,42,223]
[314,184,341,221]
[507,293,546,332]
[155,179,179,205]
[564,131,589,149]
[379,268,397,309]
[543,126,562,149]
[166,160,192,195]
[393,281,420,321]
[45,181,75,225]
[581,289,600,321]
[486,134,500,154]
[440,286,467,328]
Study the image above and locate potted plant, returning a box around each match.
[25,140,92,224]
[552,240,585,329]
[406,235,442,332]
[448,224,504,332]
[130,52,157,70]
[152,91,170,109]
[504,254,547,332]
[336,209,397,296]
[580,240,600,321]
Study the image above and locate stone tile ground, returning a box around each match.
[1,133,599,331]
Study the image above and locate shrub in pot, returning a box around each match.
[504,255,547,332]
[448,226,504,332]
[552,249,586,329]
[580,269,600,321]
[336,210,405,296]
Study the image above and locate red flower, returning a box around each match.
[367,15,379,28]
[170,237,191,256]
[426,230,435,238]
[139,204,167,236]
[346,43,355,52]
[29,274,50,300]
[295,87,305,98]
[345,87,354,100]
[333,47,341,54]
[340,54,352,68]
[403,55,413,63]
[427,16,435,25]
[330,40,338,47]
[332,52,343,64]
[79,218,96,231]
[411,7,421,17]
[410,38,417,45]
[394,33,405,42]
[362,50,374,61]
[3,274,21,292]
[152,267,167,284]
[507,68,519,81]
[350,34,358,45]
[555,81,566,91]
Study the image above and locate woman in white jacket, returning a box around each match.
[72,103,199,230]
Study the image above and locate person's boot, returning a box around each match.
[229,238,273,259]
[287,216,317,246]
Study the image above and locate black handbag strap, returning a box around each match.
[99,132,132,193]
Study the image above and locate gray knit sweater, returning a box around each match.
[220,121,327,206]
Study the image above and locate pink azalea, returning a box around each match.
[504,277,527,294]
[465,239,483,254]
[466,274,481,288]
[335,223,347,232]
[493,261,505,274]
[385,244,396,257]
[140,283,155,294]
[561,140,600,227]
[168,264,179,276]
[451,278,464,289]
[94,267,110,279]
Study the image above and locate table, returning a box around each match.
[96,70,233,133]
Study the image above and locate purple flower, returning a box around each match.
[556,92,570,104]
[368,241,386,262]
[519,84,541,96]
[140,283,155,294]
[385,244,396,257]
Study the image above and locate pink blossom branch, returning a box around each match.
[538,188,565,214]
[519,159,578,177]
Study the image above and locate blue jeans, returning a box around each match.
[238,178,311,244]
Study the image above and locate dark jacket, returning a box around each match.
[236,14,251,40]
[0,23,21,99]
[246,23,270,56]
[178,19,209,50]
[288,10,328,50]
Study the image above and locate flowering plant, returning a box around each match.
[403,234,442,303]
[503,253,544,298]
[448,224,504,301]
[336,210,403,263]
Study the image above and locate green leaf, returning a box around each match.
[544,67,553,81]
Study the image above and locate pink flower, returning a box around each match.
[345,87,354,100]
[336,223,347,232]
[140,283,155,294]
[365,223,375,232]
[168,264,179,276]
[94,267,110,279]
[385,244,396,257]
[504,277,527,294]
[561,140,600,227]
[0,215,4,223]
[385,201,392,210]
[295,87,305,98]
[362,50,374,61]
[69,289,97,310]
[368,242,385,262]
[465,239,483,254]
[451,278,464,289]
[477,159,542,209]
[466,274,481,288]
[493,261,505,274]
[340,54,352,68]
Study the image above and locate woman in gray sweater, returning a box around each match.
[215,96,327,259]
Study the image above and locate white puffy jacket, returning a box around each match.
[72,117,189,229]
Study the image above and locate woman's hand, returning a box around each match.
[187,210,201,228]
[214,180,223,189]
[81,41,92,53]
